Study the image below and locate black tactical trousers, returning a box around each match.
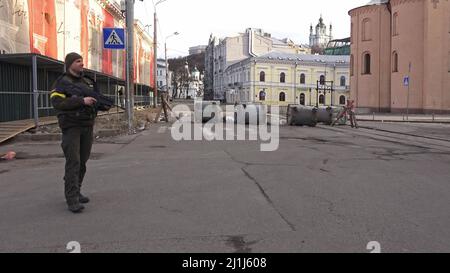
[61,126,93,205]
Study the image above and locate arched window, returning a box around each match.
[362,18,371,41]
[320,75,326,85]
[339,95,346,105]
[300,93,306,105]
[363,52,371,74]
[259,90,266,101]
[280,72,286,83]
[319,94,325,104]
[259,71,265,82]
[340,76,346,87]
[300,73,306,84]
[279,92,286,102]
[393,13,399,36]
[392,51,398,72]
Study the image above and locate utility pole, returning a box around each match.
[125,0,135,132]
[153,11,158,108]
[152,0,168,107]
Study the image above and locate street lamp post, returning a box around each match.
[153,0,167,108]
[165,32,179,99]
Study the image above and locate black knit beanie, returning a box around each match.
[65,52,83,71]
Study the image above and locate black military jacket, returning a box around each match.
[51,73,100,129]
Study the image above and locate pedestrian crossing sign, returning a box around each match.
[403,76,410,87]
[103,28,125,49]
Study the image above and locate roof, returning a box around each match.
[367,0,389,5]
[349,0,389,14]
[0,53,125,83]
[255,51,349,64]
[225,51,350,72]
[270,38,288,46]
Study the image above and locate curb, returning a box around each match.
[357,119,450,124]
[14,134,62,142]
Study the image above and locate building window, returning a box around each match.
[259,90,266,101]
[319,94,325,104]
[350,55,354,76]
[280,72,286,83]
[260,71,265,82]
[362,18,371,41]
[339,95,346,105]
[392,51,399,72]
[279,92,286,102]
[320,75,326,85]
[300,93,305,105]
[363,52,371,74]
[340,76,346,87]
[393,13,399,36]
[300,73,306,84]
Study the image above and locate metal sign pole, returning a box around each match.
[32,55,39,128]
[407,62,411,121]
[125,0,135,132]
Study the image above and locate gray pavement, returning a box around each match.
[1,121,450,253]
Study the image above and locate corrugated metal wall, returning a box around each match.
[0,62,32,122]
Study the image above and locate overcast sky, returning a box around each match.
[134,0,370,58]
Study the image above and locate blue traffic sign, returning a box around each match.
[103,28,125,49]
[403,76,409,87]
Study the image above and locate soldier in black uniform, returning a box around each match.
[51,52,110,213]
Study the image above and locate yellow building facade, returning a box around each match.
[225,52,350,106]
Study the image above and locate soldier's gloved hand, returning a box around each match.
[83,97,97,106]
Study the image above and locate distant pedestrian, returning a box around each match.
[50,52,110,213]
[118,87,125,108]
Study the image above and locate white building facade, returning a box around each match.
[156,59,173,92]
[204,28,310,101]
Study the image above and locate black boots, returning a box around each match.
[79,193,90,204]
[68,202,85,213]
[67,193,89,213]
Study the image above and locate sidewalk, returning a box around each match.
[357,113,450,123]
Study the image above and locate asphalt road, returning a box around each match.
[1,121,450,253]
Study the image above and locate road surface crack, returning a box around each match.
[241,167,296,232]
